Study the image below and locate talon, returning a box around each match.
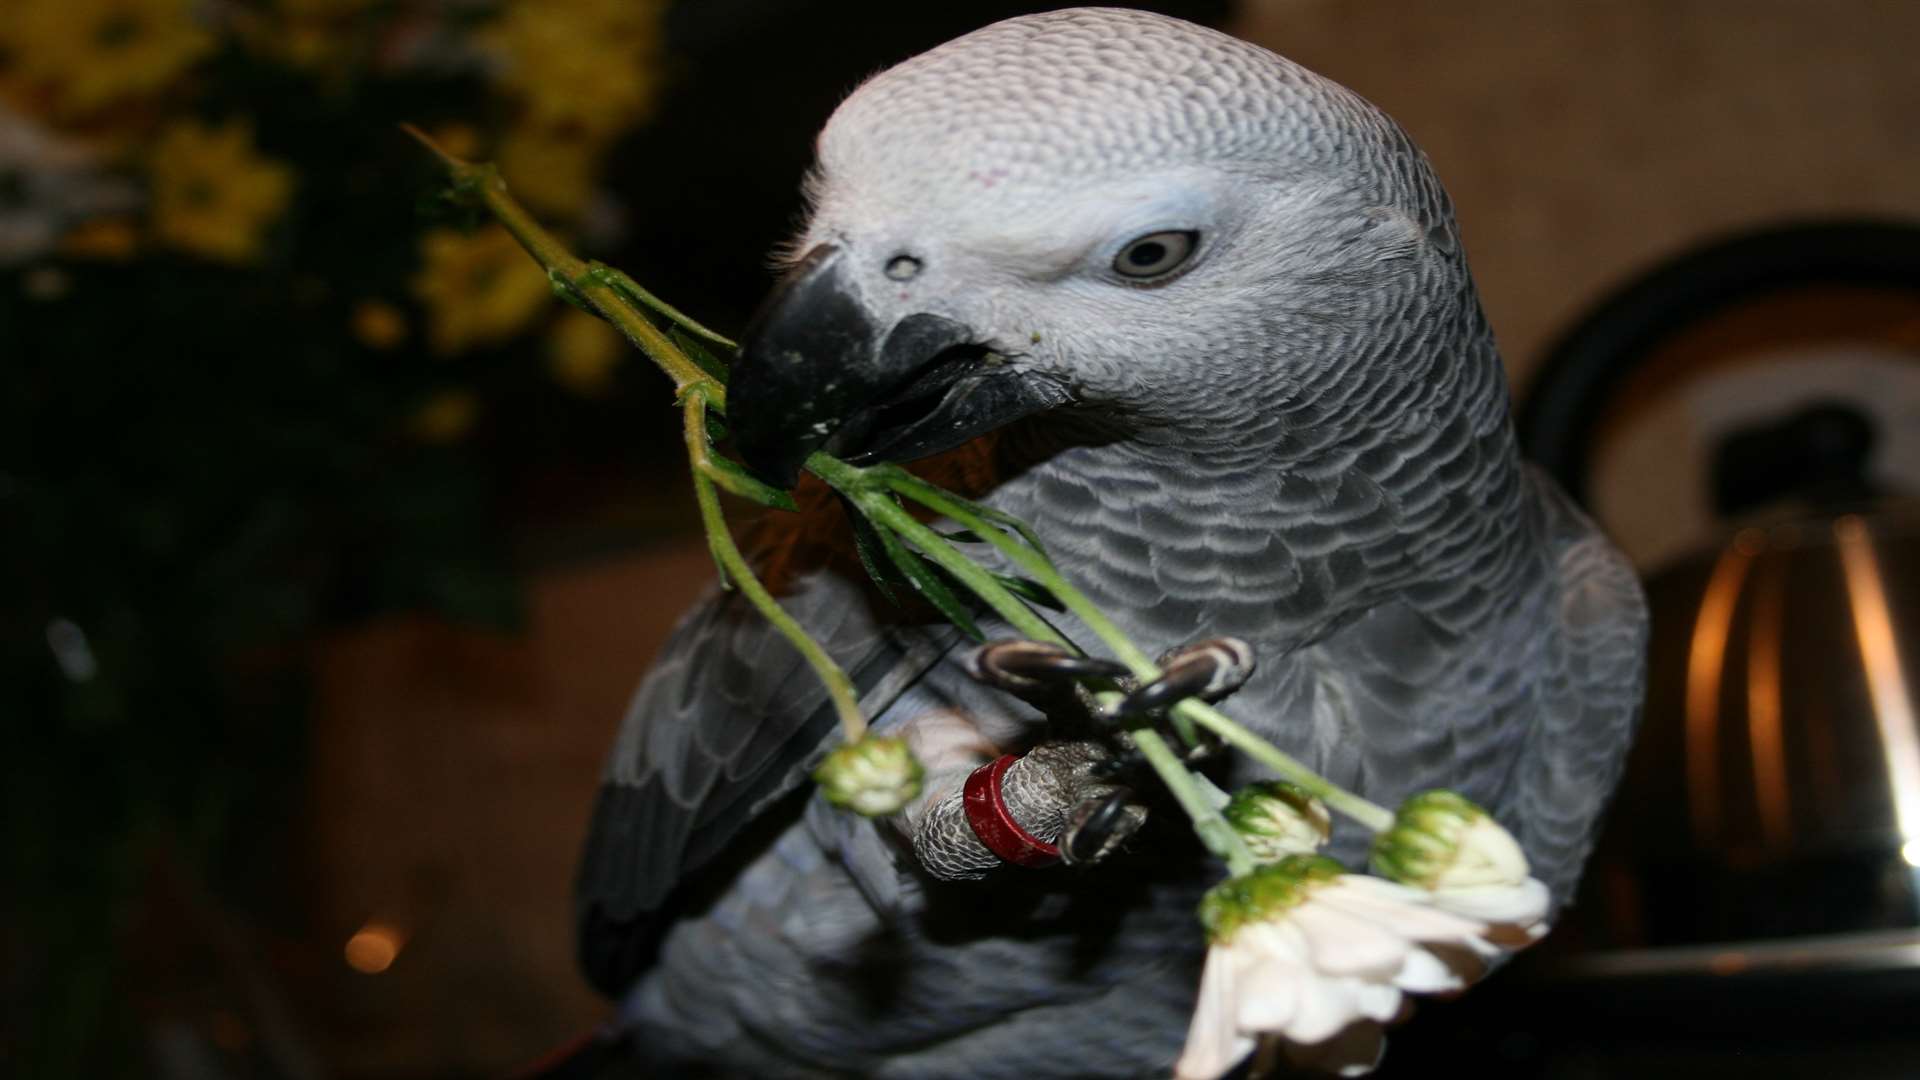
[1062,787,1145,866]
[1110,637,1255,719]
[964,640,1131,693]
[1089,746,1145,782]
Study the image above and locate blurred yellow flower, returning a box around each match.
[2,0,212,117]
[430,124,485,164]
[277,22,346,72]
[500,126,602,218]
[484,0,665,137]
[61,218,141,261]
[149,119,294,264]
[411,389,480,444]
[412,225,552,355]
[546,307,624,396]
[227,0,370,74]
[352,300,408,351]
[278,0,375,15]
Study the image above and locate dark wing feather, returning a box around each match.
[1513,482,1650,904]
[573,568,951,997]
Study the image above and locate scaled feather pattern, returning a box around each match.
[574,9,1648,1077]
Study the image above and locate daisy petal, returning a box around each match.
[1291,902,1414,977]
[1236,954,1304,1031]
[1288,972,1369,1044]
[1176,948,1255,1080]
[1351,978,1403,1022]
[1286,1020,1389,1078]
[1184,859,1551,1079]
[1429,877,1551,925]
[1393,944,1468,994]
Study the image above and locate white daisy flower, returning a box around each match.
[1174,856,1491,1080]
[1371,791,1553,953]
[1223,781,1332,862]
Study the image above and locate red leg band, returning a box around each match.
[962,753,1061,868]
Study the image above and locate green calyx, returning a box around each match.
[1369,789,1487,889]
[1198,854,1347,943]
[813,735,925,817]
[1223,780,1330,860]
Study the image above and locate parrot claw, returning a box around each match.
[1061,786,1147,866]
[947,637,1244,872]
[1088,724,1225,783]
[963,639,1131,693]
[1108,637,1256,720]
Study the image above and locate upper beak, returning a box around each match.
[727,244,1069,488]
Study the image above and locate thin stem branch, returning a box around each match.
[409,128,1394,847]
[686,395,865,741]
[883,468,1395,833]
[1134,728,1255,876]
[399,124,721,406]
[1179,700,1395,832]
[885,474,1160,673]
[586,262,738,351]
[812,455,1259,868]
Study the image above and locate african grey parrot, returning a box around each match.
[573,8,1648,1077]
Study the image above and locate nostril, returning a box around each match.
[885,254,923,281]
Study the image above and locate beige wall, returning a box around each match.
[1230,0,1920,388]
[298,544,717,1072]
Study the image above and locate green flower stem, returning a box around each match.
[584,262,738,352]
[685,395,866,743]
[885,473,1159,672]
[411,130,1392,844]
[877,473,1202,741]
[809,456,1056,641]
[412,128,860,742]
[1181,700,1394,833]
[1133,727,1257,877]
[400,124,721,406]
[810,454,1258,871]
[877,467,1396,834]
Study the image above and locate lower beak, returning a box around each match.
[727,244,1069,488]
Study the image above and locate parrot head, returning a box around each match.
[729,8,1473,487]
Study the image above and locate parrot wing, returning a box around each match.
[573,565,954,996]
[1513,477,1650,901]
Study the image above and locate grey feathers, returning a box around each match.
[575,8,1648,1075]
[574,570,953,994]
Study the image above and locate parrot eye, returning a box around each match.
[1112,230,1198,280]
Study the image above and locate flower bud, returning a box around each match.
[1197,854,1346,943]
[813,735,924,817]
[1223,781,1331,862]
[1370,790,1530,890]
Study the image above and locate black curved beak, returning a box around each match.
[728,244,1070,487]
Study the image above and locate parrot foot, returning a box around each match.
[961,637,1256,719]
[910,739,1147,878]
[1060,786,1147,866]
[938,637,1254,871]
[1108,637,1257,720]
[1084,637,1255,784]
[962,639,1130,693]
[1086,723,1226,785]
